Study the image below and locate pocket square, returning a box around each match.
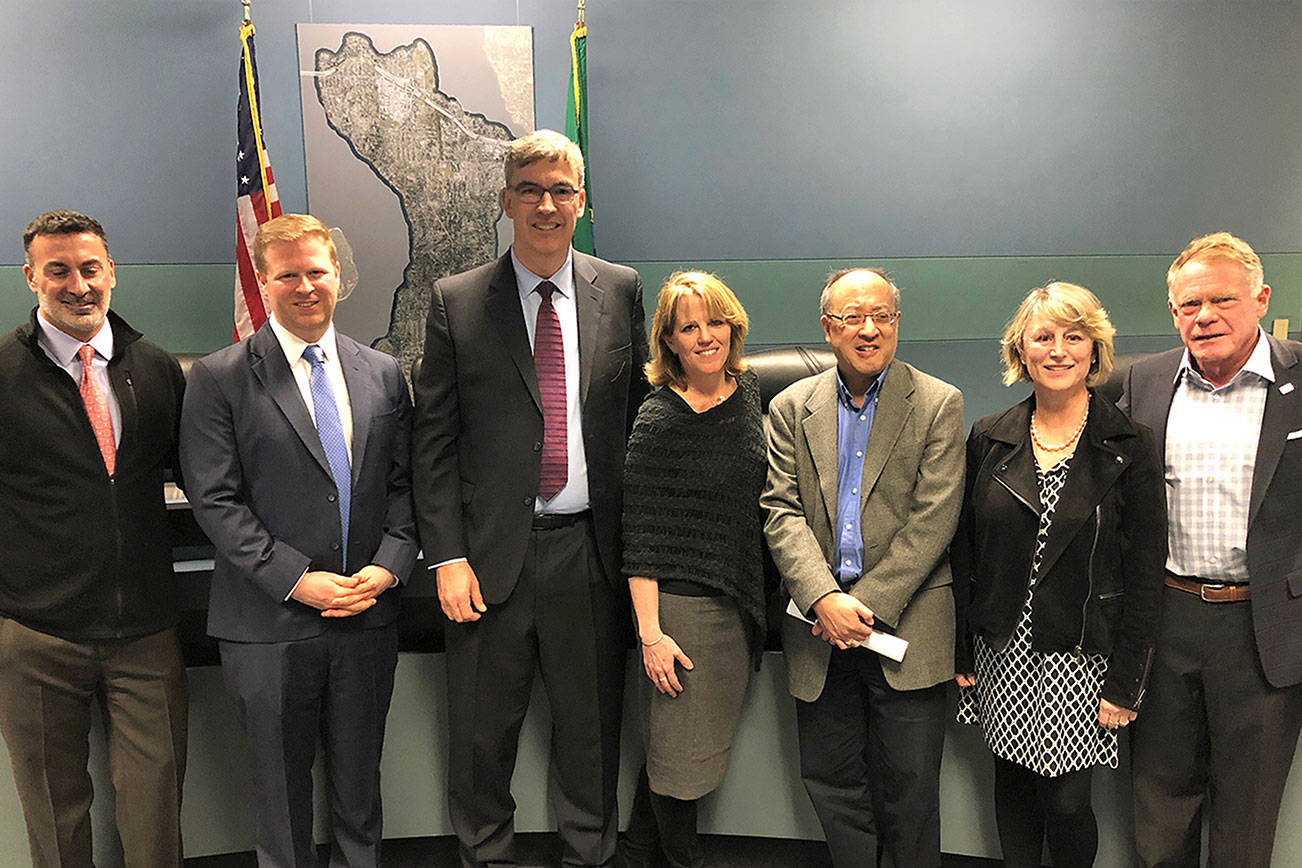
[1288,429,1302,441]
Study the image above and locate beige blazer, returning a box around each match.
[762,362,965,699]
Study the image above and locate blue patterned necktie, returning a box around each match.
[303,344,350,565]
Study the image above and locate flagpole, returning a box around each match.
[241,0,250,24]
[577,0,585,26]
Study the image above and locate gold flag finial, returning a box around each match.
[242,0,251,24]
[577,0,586,26]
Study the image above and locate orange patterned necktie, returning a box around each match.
[78,344,116,475]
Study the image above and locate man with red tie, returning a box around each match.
[413,130,648,867]
[0,210,188,866]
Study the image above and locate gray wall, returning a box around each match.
[5,1,1302,265]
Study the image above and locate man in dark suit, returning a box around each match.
[762,268,965,868]
[413,129,647,867]
[180,214,418,867]
[0,209,187,867]
[1120,232,1302,868]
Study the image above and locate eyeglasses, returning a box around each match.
[825,310,900,328]
[510,183,579,205]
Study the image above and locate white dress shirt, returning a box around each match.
[267,316,354,463]
[36,311,122,446]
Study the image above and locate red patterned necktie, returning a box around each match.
[534,281,568,500]
[78,344,116,475]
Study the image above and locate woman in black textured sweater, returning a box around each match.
[618,272,767,868]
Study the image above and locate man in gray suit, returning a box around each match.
[412,130,647,867]
[762,268,964,868]
[180,214,418,867]
[1120,232,1302,868]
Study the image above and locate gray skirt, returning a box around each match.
[641,591,752,800]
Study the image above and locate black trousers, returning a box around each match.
[445,517,625,867]
[1132,587,1302,868]
[220,624,399,868]
[795,648,947,868]
[0,619,187,868]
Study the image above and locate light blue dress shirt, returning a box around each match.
[833,366,885,584]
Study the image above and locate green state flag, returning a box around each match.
[566,21,596,254]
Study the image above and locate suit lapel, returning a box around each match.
[801,372,841,528]
[859,363,913,514]
[1141,350,1183,458]
[574,253,603,403]
[484,255,542,412]
[1250,336,1300,526]
[248,326,333,478]
[336,334,371,488]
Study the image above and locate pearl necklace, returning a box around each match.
[1030,403,1089,452]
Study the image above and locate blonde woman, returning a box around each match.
[619,272,766,868]
[953,283,1166,867]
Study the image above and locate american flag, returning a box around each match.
[234,18,282,342]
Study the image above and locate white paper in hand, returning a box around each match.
[786,598,909,663]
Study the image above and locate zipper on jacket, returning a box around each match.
[994,474,1037,515]
[1076,504,1102,654]
[109,373,134,636]
[1133,646,1154,708]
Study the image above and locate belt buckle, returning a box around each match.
[1200,582,1225,602]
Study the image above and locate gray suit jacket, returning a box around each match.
[180,324,418,642]
[763,362,965,699]
[1119,333,1302,688]
[412,250,648,599]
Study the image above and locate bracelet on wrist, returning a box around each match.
[641,633,664,647]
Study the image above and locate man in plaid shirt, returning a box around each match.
[1119,232,1302,868]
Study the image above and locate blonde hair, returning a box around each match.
[504,129,585,188]
[1000,282,1116,387]
[645,271,749,388]
[252,214,337,275]
[1167,232,1263,300]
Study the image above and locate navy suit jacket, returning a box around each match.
[412,250,648,602]
[1119,333,1302,688]
[180,323,418,642]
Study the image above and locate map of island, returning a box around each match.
[309,28,531,376]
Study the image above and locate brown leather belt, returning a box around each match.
[1164,572,1251,603]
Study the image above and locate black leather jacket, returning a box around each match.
[952,390,1166,710]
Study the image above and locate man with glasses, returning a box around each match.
[413,129,647,867]
[763,268,964,867]
[1120,232,1302,868]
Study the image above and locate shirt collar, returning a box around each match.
[835,364,887,412]
[511,248,574,301]
[268,315,340,369]
[1174,326,1275,388]
[35,310,114,366]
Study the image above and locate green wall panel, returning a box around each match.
[4,255,1298,356]
[626,254,1302,344]
[0,264,235,354]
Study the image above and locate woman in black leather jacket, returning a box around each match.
[953,282,1166,868]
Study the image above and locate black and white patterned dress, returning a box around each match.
[957,456,1117,776]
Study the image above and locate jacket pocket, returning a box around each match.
[1287,569,1302,599]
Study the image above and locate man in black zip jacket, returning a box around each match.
[0,210,187,867]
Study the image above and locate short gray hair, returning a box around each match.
[504,129,585,189]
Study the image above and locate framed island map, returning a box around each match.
[297,23,534,376]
